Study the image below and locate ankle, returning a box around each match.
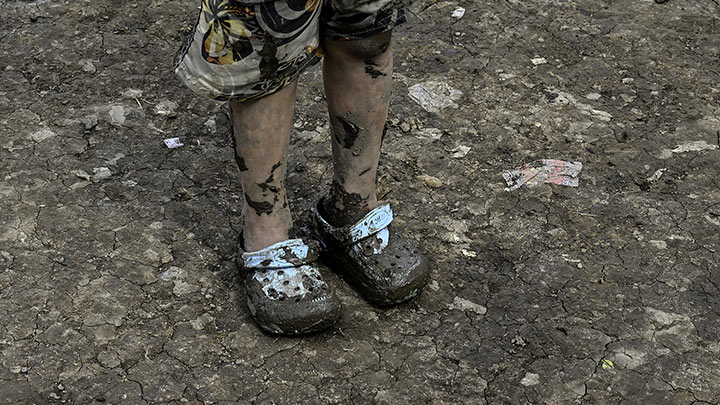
[243,233,290,252]
[242,214,292,252]
[321,193,377,228]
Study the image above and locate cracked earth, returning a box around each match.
[2,0,720,403]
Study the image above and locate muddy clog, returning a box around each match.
[311,201,430,305]
[238,239,342,335]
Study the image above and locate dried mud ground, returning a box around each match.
[2,0,720,403]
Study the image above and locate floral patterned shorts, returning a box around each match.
[174,0,406,102]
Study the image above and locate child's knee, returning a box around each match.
[327,31,392,61]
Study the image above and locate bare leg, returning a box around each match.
[322,31,393,226]
[230,80,297,251]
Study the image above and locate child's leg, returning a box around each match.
[314,16,429,306]
[176,1,344,334]
[322,31,393,226]
[230,80,298,252]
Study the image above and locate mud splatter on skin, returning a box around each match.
[322,180,368,227]
[258,37,279,80]
[235,154,249,172]
[257,182,280,193]
[262,161,283,184]
[244,193,274,215]
[229,115,249,172]
[364,59,387,79]
[335,115,361,149]
[251,162,283,194]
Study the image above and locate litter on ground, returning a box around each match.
[451,145,471,158]
[164,137,184,149]
[671,140,718,153]
[503,159,583,191]
[408,81,463,113]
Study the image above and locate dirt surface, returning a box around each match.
[2,0,720,403]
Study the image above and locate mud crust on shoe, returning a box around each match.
[311,201,431,306]
[245,296,340,335]
[239,239,342,335]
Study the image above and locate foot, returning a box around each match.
[311,200,430,305]
[239,239,342,335]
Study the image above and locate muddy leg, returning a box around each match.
[322,31,393,226]
[231,80,297,251]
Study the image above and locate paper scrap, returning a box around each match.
[164,137,184,149]
[647,168,666,182]
[452,7,465,18]
[451,145,471,158]
[503,159,583,191]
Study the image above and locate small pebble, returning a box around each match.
[154,100,179,118]
[520,372,540,386]
[31,128,57,143]
[417,175,443,188]
[109,105,126,125]
[79,59,97,74]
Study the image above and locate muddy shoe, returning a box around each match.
[239,239,342,335]
[311,201,430,305]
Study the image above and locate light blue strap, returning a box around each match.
[242,239,318,269]
[347,203,393,244]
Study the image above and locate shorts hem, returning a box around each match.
[175,53,322,102]
[323,8,406,41]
